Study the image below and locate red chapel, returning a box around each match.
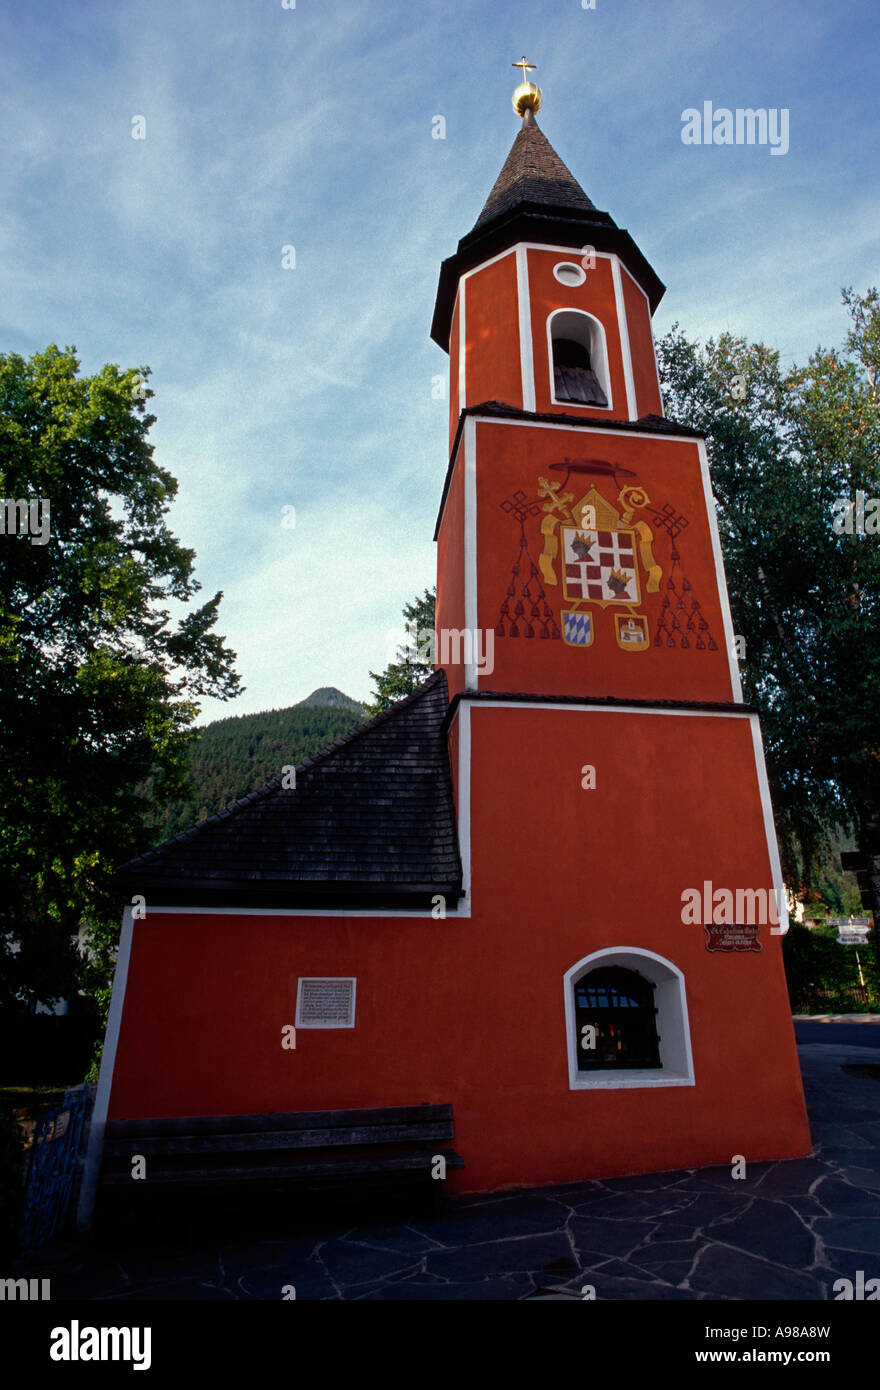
[80,71,811,1225]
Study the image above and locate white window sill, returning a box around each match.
[570,1068,694,1091]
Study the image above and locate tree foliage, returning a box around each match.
[783,923,880,1013]
[366,588,436,714]
[656,291,880,918]
[0,344,241,1022]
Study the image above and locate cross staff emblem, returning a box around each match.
[512,56,537,81]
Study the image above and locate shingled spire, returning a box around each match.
[472,107,598,234]
[432,68,665,348]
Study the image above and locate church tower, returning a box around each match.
[429,64,811,1181]
[433,65,737,705]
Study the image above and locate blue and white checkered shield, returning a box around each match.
[562,610,592,646]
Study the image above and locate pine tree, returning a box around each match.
[365,589,436,714]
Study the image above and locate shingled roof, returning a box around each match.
[472,108,598,232]
[115,671,463,910]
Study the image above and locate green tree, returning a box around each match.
[366,588,436,714]
[0,344,242,1035]
[656,290,880,962]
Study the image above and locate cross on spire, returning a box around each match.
[510,56,543,118]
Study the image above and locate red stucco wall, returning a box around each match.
[463,252,522,411]
[108,706,810,1192]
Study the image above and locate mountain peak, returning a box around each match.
[298,687,365,713]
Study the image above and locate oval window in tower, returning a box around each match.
[553,261,587,287]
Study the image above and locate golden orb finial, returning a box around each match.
[511,56,542,117]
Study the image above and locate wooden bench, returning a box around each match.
[98,1103,464,1196]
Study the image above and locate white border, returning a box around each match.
[76,904,135,1231]
[563,946,695,1090]
[515,244,536,412]
[697,437,743,702]
[611,256,637,420]
[749,719,790,936]
[135,902,469,919]
[546,306,613,413]
[457,281,466,412]
[463,414,478,689]
[473,700,751,718]
[295,976,357,1028]
[457,701,472,907]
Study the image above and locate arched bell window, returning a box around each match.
[548,310,610,409]
[573,965,661,1070]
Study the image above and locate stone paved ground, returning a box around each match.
[19,1037,880,1301]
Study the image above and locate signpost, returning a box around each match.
[826,918,873,1005]
[828,916,872,946]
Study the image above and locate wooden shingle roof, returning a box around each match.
[472,108,598,232]
[115,671,463,910]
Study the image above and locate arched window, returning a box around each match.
[574,966,660,1070]
[563,947,694,1090]
[548,310,610,409]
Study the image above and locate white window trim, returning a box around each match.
[295,976,357,1029]
[547,307,613,413]
[610,257,637,419]
[564,946,695,1090]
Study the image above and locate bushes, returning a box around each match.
[783,923,880,1012]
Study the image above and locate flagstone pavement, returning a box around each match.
[19,1032,880,1301]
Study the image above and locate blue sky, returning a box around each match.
[1,0,877,720]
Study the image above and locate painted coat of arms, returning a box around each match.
[496,457,718,653]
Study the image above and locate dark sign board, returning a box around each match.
[704,923,762,953]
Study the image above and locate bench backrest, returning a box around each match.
[103,1104,454,1158]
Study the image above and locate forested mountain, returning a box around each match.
[150,689,366,842]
